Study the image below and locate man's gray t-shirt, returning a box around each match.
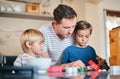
[37,23,74,65]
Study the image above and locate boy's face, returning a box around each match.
[75,29,91,48]
[30,40,44,55]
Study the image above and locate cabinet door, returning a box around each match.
[117,31,120,65]
[109,28,120,65]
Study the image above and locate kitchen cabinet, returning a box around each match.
[109,27,120,65]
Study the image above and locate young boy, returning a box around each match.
[61,21,98,69]
[14,29,49,66]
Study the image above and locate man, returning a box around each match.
[37,4,85,69]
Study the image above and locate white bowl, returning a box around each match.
[27,57,52,70]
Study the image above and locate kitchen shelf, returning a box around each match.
[0,11,53,21]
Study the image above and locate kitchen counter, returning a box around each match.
[0,69,120,79]
[0,65,120,79]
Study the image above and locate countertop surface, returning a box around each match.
[0,66,120,79]
[0,70,120,79]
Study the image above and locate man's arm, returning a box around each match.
[60,60,85,70]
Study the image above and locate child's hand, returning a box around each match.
[96,56,110,70]
[96,56,105,64]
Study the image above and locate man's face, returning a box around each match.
[56,17,77,39]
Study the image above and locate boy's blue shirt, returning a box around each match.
[61,45,98,66]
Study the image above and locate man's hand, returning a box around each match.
[70,60,85,68]
[60,60,85,70]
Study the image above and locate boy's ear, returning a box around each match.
[25,41,32,48]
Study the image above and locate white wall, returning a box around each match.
[0,17,51,56]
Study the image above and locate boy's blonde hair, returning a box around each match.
[20,29,45,53]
